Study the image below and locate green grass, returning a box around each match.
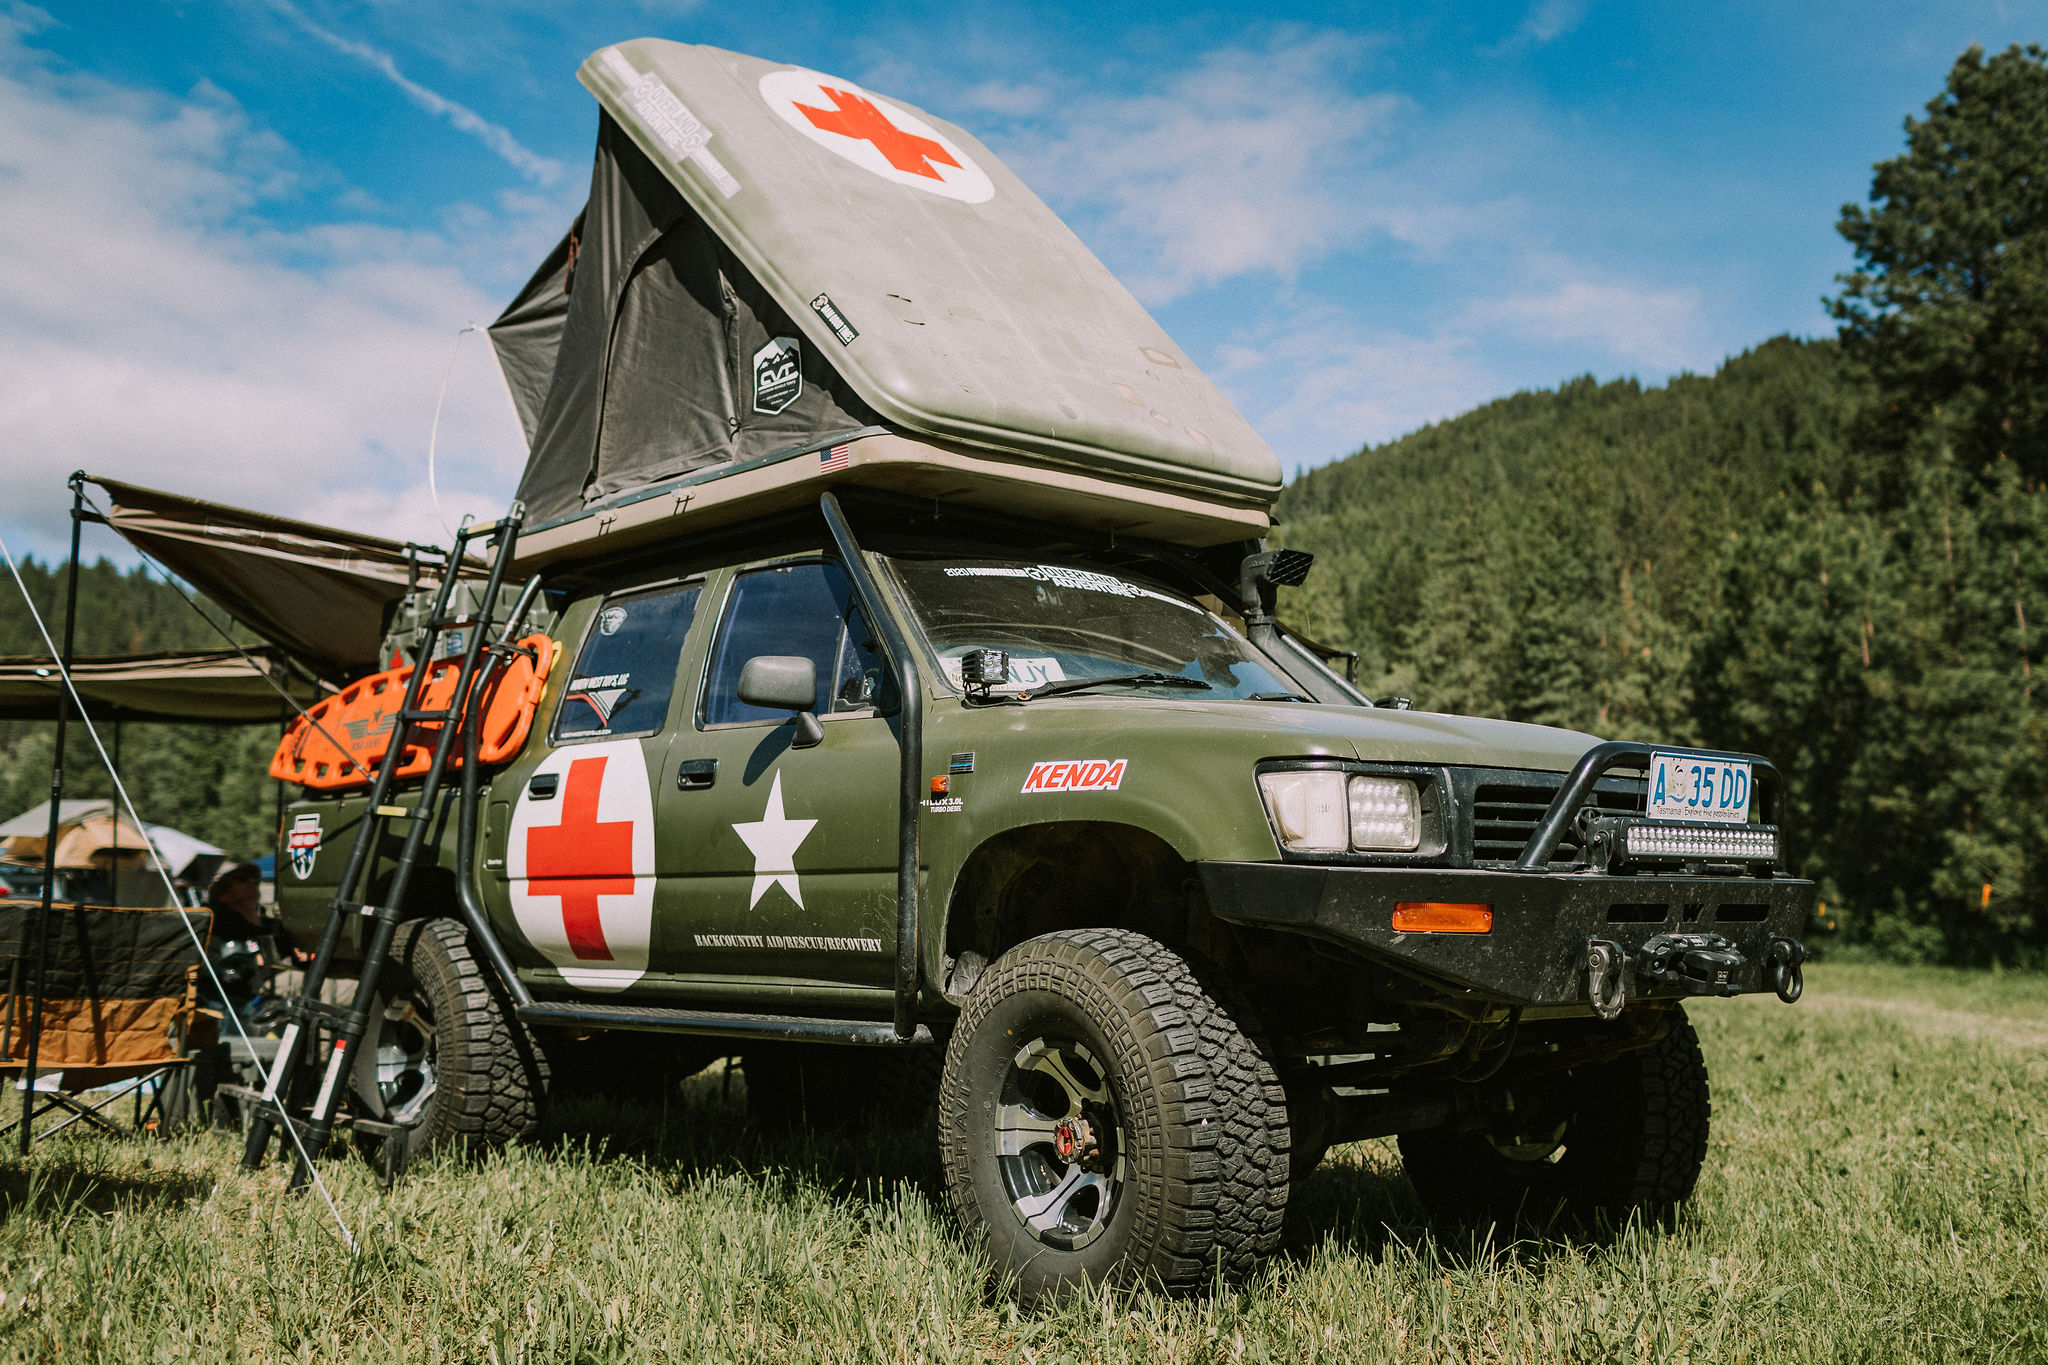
[1,963,2043,1363]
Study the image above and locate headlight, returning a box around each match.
[1258,771,1423,853]
[1348,775,1421,850]
[1257,771,1348,852]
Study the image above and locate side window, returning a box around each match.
[554,584,702,739]
[834,606,898,712]
[704,562,890,725]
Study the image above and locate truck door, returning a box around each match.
[659,559,901,990]
[504,581,703,994]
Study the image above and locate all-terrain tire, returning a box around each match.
[1399,1006,1710,1228]
[937,928,1288,1302]
[353,917,550,1156]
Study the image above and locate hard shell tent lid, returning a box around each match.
[494,40,1282,546]
[0,650,322,723]
[88,477,470,678]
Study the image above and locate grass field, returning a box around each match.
[0,962,2042,1363]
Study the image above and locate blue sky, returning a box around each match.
[2,0,2043,558]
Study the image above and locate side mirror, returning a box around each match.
[737,655,824,748]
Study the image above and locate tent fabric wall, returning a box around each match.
[488,220,579,447]
[507,113,879,525]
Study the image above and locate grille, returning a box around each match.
[1470,777,1644,865]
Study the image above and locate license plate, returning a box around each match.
[1647,752,1752,824]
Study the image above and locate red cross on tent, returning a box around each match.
[794,86,960,180]
[524,755,633,960]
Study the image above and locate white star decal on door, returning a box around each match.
[731,772,818,909]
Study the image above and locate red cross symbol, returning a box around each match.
[794,87,960,180]
[525,756,634,960]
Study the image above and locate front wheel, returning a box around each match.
[937,929,1288,1302]
[1399,1006,1710,1229]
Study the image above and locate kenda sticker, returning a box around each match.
[1021,759,1128,794]
[287,813,322,879]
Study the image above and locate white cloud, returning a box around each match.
[1480,275,1706,371]
[253,0,563,187]
[1214,313,1502,460]
[1004,32,1414,301]
[1490,0,1589,53]
[0,26,555,560]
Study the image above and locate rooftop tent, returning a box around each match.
[492,41,1283,561]
[0,650,321,723]
[86,478,464,678]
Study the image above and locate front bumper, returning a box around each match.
[1198,861,1813,1007]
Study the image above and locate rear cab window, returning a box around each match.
[553,583,703,741]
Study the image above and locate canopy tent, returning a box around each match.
[0,649,321,723]
[491,41,1282,560]
[84,478,465,679]
[0,801,224,908]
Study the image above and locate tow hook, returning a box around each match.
[1765,936,1807,1004]
[1585,939,1627,1020]
[1635,933,1745,997]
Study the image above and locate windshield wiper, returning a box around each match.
[1246,691,1314,702]
[1021,672,1214,700]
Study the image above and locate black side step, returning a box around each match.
[515,1001,934,1046]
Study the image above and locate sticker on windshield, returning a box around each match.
[941,654,1064,691]
[940,564,1200,612]
[1022,759,1128,793]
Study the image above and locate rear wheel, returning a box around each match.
[1398,1007,1710,1228]
[937,929,1288,1302]
[348,917,549,1157]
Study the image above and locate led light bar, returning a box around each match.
[1622,820,1779,863]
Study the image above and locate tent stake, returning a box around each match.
[20,476,85,1153]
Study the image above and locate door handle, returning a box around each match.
[677,759,718,790]
[527,773,559,800]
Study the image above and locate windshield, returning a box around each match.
[886,557,1297,700]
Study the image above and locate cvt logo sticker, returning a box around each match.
[287,813,322,879]
[507,740,655,992]
[760,69,994,203]
[1021,759,1128,794]
[752,336,802,414]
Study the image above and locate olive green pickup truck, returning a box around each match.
[277,491,1810,1300]
[261,35,1811,1301]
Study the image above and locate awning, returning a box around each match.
[86,477,462,677]
[0,650,321,723]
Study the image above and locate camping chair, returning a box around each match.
[0,897,218,1144]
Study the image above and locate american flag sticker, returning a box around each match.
[819,443,853,472]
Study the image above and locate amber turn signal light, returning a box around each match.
[1392,901,1492,934]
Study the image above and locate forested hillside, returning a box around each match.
[1276,44,2048,965]
[0,559,278,860]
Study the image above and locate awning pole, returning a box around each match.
[19,476,85,1153]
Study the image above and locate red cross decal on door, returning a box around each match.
[793,87,960,179]
[524,755,635,960]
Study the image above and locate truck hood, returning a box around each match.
[998,697,1604,774]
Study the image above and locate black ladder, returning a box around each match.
[241,508,531,1188]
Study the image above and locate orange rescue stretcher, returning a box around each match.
[269,635,555,790]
